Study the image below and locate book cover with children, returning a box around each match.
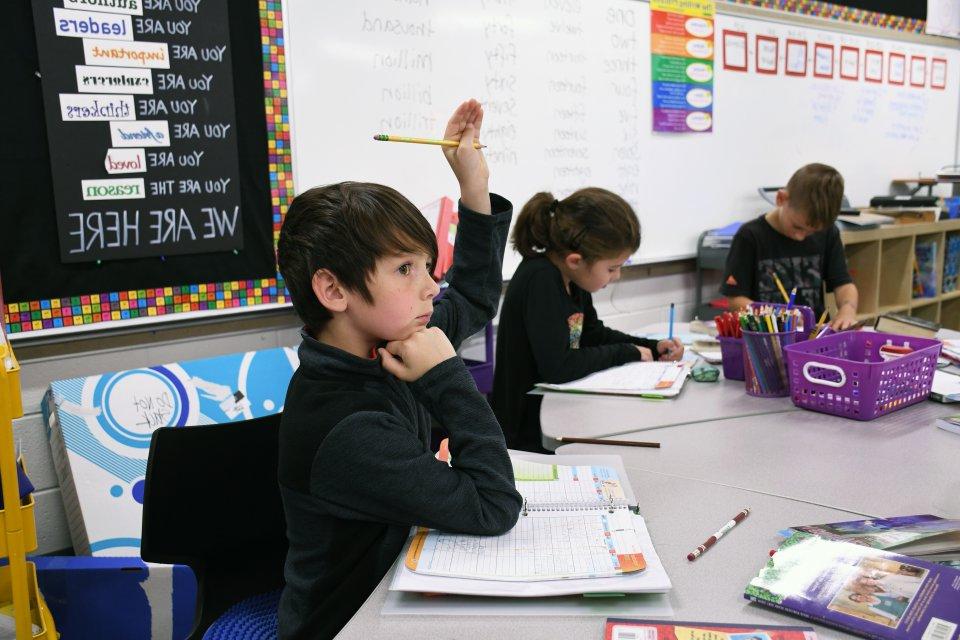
[745,532,960,640]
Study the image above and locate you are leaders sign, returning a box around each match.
[32,0,243,263]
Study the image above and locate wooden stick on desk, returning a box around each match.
[555,437,660,448]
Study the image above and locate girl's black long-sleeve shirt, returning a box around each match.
[491,255,659,452]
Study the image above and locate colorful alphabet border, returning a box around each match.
[725,0,925,34]
[3,0,291,336]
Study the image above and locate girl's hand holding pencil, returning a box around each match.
[657,338,684,361]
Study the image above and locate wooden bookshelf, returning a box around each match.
[834,219,960,329]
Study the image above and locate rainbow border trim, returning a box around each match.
[724,0,925,34]
[3,0,291,335]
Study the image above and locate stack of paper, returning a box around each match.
[930,370,960,403]
[941,340,960,363]
[536,361,691,398]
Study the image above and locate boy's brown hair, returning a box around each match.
[277,182,437,332]
[512,187,640,262]
[786,163,845,229]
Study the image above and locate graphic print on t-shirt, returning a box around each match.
[567,312,583,348]
[758,255,823,312]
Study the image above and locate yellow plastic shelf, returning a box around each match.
[0,494,37,557]
[0,562,57,639]
[0,346,20,420]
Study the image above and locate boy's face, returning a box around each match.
[779,204,820,241]
[347,250,440,344]
[568,250,632,293]
[776,190,821,241]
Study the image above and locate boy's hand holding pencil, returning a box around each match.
[441,99,490,214]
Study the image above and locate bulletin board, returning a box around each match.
[1,0,291,337]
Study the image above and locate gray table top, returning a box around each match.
[336,326,960,637]
[337,469,868,639]
[539,378,797,449]
[538,322,799,450]
[559,399,960,518]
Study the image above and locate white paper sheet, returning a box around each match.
[382,582,674,617]
[536,362,690,397]
[392,514,672,597]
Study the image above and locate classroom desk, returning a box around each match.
[539,378,797,450]
[337,469,868,639]
[539,321,797,450]
[559,399,960,518]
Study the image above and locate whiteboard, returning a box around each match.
[284,0,960,277]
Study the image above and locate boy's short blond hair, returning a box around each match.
[786,163,844,229]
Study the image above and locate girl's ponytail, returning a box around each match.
[512,191,556,258]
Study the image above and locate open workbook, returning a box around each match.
[535,361,691,398]
[392,452,672,597]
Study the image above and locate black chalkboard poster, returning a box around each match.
[31,0,243,263]
[1,0,275,334]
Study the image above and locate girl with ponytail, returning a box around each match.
[491,188,684,452]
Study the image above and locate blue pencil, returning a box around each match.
[668,303,675,341]
[786,287,797,309]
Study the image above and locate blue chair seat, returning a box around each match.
[202,589,281,640]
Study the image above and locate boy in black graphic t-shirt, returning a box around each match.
[721,163,858,329]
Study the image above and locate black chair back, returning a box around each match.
[142,413,287,639]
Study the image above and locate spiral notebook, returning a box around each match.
[395,452,672,597]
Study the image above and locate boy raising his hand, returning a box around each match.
[276,100,522,640]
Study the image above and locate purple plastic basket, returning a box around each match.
[718,336,745,380]
[783,331,942,420]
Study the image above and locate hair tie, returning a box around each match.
[548,199,559,218]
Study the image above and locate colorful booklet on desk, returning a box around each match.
[535,361,691,398]
[745,532,960,640]
[392,452,672,597]
[790,515,960,563]
[605,618,818,640]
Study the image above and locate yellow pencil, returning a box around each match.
[809,308,829,339]
[373,134,486,149]
[770,272,790,303]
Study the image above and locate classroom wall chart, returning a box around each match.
[650,0,715,133]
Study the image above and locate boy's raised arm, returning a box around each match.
[430,100,512,348]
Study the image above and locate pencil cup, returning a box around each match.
[718,336,745,381]
[748,302,815,339]
[742,329,800,397]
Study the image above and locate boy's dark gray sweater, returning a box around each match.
[277,196,522,640]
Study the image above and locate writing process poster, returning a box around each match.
[650,0,715,133]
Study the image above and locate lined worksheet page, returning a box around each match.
[415,510,644,581]
[512,461,627,506]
